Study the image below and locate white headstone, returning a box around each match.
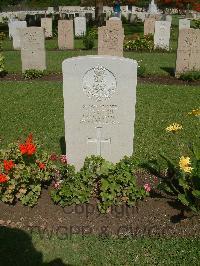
[62,56,137,169]
[47,7,54,13]
[166,15,172,23]
[154,21,171,50]
[137,12,146,22]
[41,17,52,38]
[20,27,46,72]
[8,20,27,39]
[109,17,121,21]
[179,19,190,30]
[74,17,86,37]
[175,29,200,76]
[12,28,21,50]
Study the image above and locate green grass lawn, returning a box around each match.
[3,50,176,75]
[1,226,200,265]
[0,81,199,164]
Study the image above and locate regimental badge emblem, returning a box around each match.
[82,65,117,102]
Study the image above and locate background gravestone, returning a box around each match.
[144,17,155,35]
[62,56,137,169]
[8,20,27,39]
[58,20,74,50]
[175,29,200,76]
[179,19,190,30]
[106,18,122,28]
[154,21,171,50]
[20,27,46,72]
[166,15,172,23]
[74,17,86,37]
[98,26,124,57]
[41,17,52,38]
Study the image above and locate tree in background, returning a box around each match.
[157,0,200,13]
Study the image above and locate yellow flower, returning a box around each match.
[179,156,193,173]
[166,123,183,133]
[188,108,200,117]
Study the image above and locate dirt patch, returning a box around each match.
[0,187,199,238]
[0,73,62,81]
[1,73,200,86]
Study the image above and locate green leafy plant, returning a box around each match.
[98,156,147,213]
[179,71,200,82]
[193,19,200,29]
[121,14,128,24]
[124,34,154,52]
[23,69,45,80]
[82,29,96,50]
[0,32,6,51]
[0,134,53,206]
[142,110,200,213]
[138,60,147,77]
[0,53,6,77]
[0,32,6,41]
[51,155,147,213]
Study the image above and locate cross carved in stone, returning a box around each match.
[87,127,111,156]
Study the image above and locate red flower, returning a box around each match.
[60,155,67,164]
[50,153,58,161]
[19,134,36,156]
[38,162,45,170]
[19,144,27,155]
[0,174,9,183]
[26,143,36,155]
[3,160,15,171]
[144,183,151,193]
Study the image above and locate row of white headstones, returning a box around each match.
[9,16,192,52]
[10,16,198,74]
[145,18,191,51]
[9,17,87,50]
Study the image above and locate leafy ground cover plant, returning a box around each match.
[0,53,7,77]
[82,28,96,50]
[23,69,45,80]
[51,156,147,213]
[179,71,200,82]
[124,34,154,52]
[143,109,200,213]
[193,19,200,29]
[137,60,147,77]
[0,134,53,206]
[0,32,6,51]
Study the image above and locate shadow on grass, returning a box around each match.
[60,136,66,155]
[161,67,175,76]
[0,226,70,266]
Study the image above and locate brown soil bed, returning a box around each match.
[1,188,200,238]
[0,73,200,86]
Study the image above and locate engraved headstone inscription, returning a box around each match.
[58,20,74,50]
[154,21,171,50]
[144,17,155,35]
[20,27,46,72]
[74,17,86,37]
[41,17,52,38]
[9,21,27,50]
[179,19,190,30]
[9,20,27,39]
[62,56,137,169]
[176,29,200,76]
[98,25,124,57]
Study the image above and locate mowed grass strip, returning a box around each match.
[0,81,199,163]
[3,50,176,75]
[0,226,200,266]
